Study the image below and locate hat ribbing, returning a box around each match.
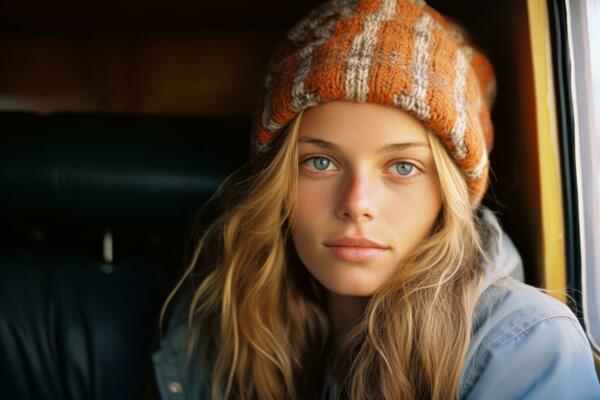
[252,0,496,204]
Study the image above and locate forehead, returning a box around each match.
[298,101,429,149]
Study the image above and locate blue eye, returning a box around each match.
[306,157,332,171]
[394,162,415,176]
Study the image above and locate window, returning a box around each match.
[566,0,600,351]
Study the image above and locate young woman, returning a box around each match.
[152,1,600,399]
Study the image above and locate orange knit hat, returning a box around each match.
[252,0,496,204]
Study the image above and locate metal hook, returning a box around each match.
[100,230,114,273]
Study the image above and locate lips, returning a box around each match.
[324,236,389,262]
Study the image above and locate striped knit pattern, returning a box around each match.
[252,0,496,205]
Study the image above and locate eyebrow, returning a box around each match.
[298,137,430,153]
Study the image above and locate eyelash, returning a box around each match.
[301,156,422,179]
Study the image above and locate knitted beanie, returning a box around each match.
[251,0,496,204]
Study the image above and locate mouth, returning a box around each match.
[324,236,389,262]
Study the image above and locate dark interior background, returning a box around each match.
[0,0,540,288]
[0,0,540,284]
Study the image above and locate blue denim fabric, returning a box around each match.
[460,285,600,399]
[153,211,600,399]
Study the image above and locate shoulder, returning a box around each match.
[459,279,600,399]
[473,278,575,340]
[152,283,211,399]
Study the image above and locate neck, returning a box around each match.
[327,292,370,342]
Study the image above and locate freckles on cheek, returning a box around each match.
[296,180,333,216]
[292,183,331,253]
[385,184,441,228]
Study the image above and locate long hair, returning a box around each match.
[161,110,489,400]
[331,128,488,399]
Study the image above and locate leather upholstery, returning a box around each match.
[0,112,249,399]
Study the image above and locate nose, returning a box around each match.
[335,170,377,223]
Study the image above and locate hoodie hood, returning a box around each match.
[479,207,525,290]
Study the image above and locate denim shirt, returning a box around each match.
[153,211,600,399]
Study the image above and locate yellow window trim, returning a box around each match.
[526,0,567,301]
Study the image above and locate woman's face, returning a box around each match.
[290,101,443,297]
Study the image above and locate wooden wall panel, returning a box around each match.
[0,31,280,115]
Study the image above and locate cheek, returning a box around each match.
[290,180,335,275]
[422,173,443,221]
[383,177,442,243]
[292,179,334,227]
[408,176,442,216]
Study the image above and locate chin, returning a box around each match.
[322,278,379,297]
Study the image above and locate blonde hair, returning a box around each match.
[161,111,489,399]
